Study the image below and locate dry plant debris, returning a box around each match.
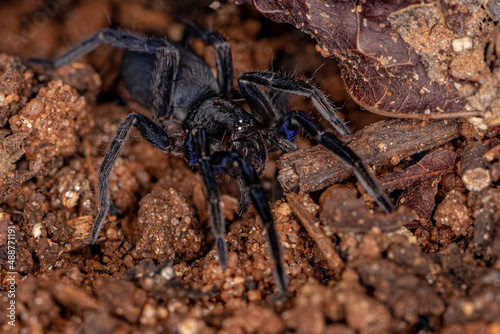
[238,0,500,126]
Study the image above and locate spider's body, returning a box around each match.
[122,47,219,121]
[123,45,269,175]
[28,22,393,294]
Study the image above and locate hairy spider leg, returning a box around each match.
[211,151,289,294]
[276,111,394,213]
[185,128,228,270]
[182,21,233,99]
[237,70,282,126]
[238,74,393,212]
[239,71,351,136]
[26,28,180,118]
[89,114,172,244]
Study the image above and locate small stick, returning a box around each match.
[286,192,344,278]
[278,118,461,193]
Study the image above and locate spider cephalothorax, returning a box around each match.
[28,22,393,294]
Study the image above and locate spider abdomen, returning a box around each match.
[121,45,219,120]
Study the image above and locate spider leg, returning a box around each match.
[90,114,172,244]
[236,179,251,216]
[239,71,351,136]
[185,127,229,270]
[183,21,233,99]
[26,28,180,118]
[275,110,394,213]
[151,46,180,118]
[238,72,282,126]
[27,28,176,68]
[211,151,288,294]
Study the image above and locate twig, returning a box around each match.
[286,192,344,278]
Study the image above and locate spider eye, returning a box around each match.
[235,121,245,131]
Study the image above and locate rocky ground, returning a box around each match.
[0,1,499,333]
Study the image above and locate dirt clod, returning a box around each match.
[134,187,203,262]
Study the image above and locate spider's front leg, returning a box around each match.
[238,72,393,213]
[239,71,351,136]
[210,151,289,294]
[275,111,394,213]
[183,98,288,293]
[90,114,172,243]
[185,127,228,270]
[185,126,288,294]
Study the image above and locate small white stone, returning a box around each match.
[452,37,472,52]
[33,223,43,239]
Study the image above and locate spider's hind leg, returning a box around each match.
[26,28,177,68]
[183,21,233,99]
[26,28,181,118]
[274,111,394,213]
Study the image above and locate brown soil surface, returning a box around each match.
[1,1,499,333]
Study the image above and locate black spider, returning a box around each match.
[28,22,393,294]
